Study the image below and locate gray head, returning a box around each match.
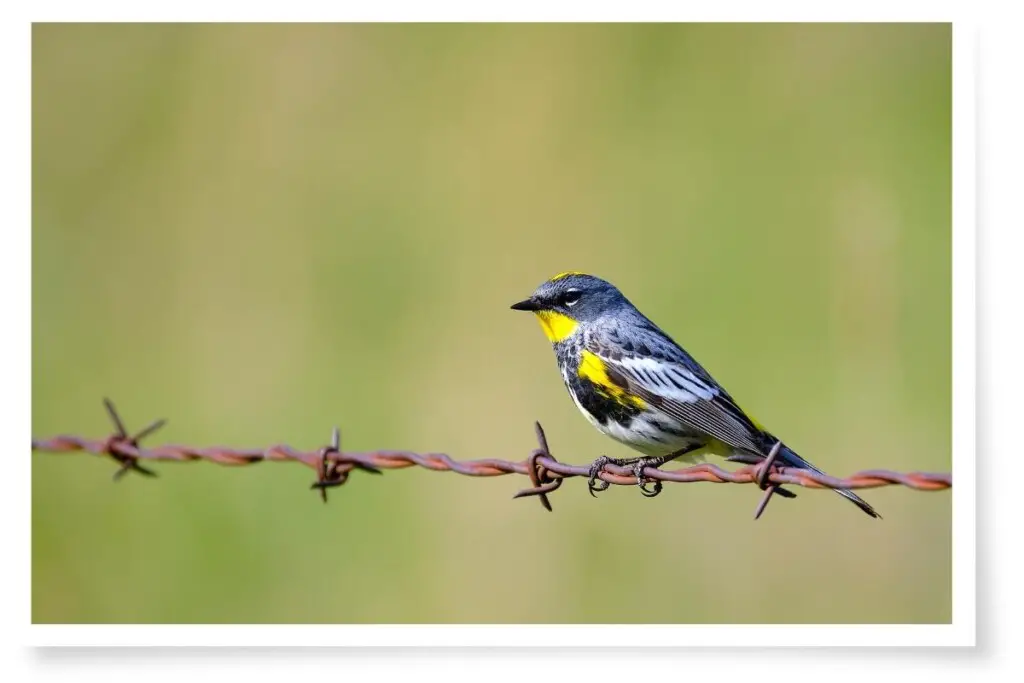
[510,272,631,341]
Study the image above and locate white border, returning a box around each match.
[31,623,969,648]
[16,16,973,650]
[949,21,976,641]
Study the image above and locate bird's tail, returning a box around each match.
[777,445,881,519]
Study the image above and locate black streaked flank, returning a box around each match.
[554,338,644,431]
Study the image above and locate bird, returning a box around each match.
[510,271,879,518]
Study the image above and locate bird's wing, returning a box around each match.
[585,326,768,456]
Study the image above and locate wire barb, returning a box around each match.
[309,425,384,503]
[31,399,952,519]
[752,440,789,520]
[101,398,162,480]
[311,426,343,503]
[512,422,562,511]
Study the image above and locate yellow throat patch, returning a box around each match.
[533,311,578,343]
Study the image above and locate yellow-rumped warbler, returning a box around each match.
[511,272,879,518]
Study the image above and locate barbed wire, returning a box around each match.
[31,399,952,519]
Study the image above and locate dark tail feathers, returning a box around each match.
[778,445,881,519]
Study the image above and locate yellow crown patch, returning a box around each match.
[549,271,586,282]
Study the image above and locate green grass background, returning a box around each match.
[32,23,951,624]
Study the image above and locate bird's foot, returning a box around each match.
[631,455,672,498]
[587,455,628,497]
[586,454,673,498]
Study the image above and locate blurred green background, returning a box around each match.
[31,23,951,624]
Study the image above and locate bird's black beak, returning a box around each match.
[510,297,542,312]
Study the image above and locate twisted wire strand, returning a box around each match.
[30,399,952,518]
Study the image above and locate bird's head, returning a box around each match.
[510,272,626,343]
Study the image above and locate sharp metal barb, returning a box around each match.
[102,398,128,437]
[133,419,167,443]
[517,421,558,511]
[751,440,784,520]
[753,487,775,520]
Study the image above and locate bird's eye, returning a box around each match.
[562,289,582,307]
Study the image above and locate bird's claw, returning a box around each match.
[587,455,613,497]
[637,477,662,498]
[633,459,664,498]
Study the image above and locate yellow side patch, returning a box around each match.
[578,350,646,408]
[549,271,585,282]
[705,439,734,459]
[534,311,578,343]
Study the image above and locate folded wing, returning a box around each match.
[586,336,767,456]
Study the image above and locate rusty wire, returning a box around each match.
[30,399,952,519]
